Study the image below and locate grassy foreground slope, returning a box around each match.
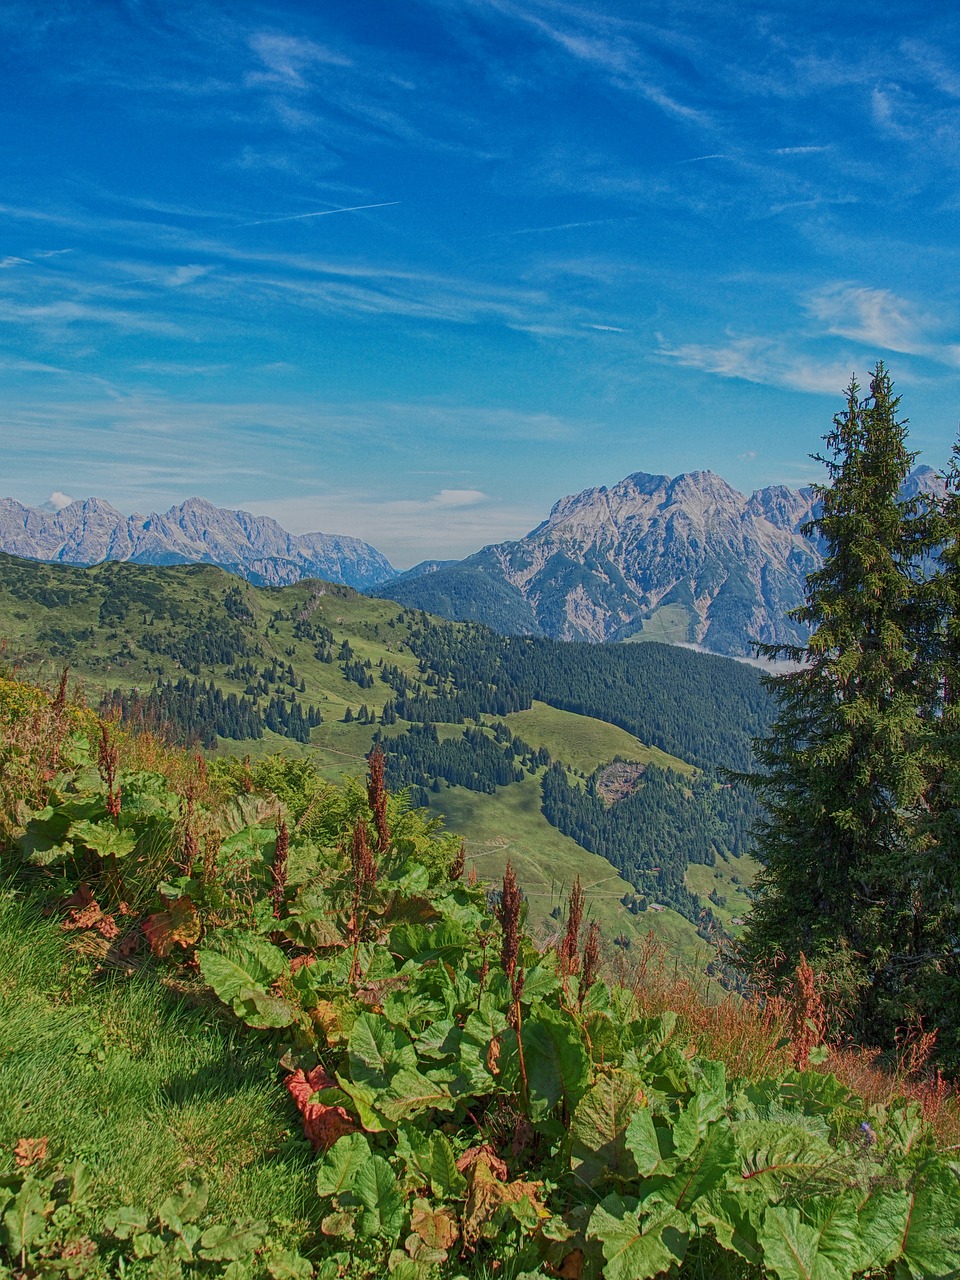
[0,551,765,956]
[0,892,316,1237]
[2,674,959,1280]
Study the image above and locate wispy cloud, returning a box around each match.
[805,282,960,366]
[234,201,400,228]
[247,31,352,88]
[806,283,929,353]
[247,488,537,564]
[658,334,858,395]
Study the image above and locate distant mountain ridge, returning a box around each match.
[0,496,395,591]
[380,466,944,657]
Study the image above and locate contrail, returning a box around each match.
[235,201,400,228]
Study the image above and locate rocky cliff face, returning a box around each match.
[384,466,943,657]
[0,497,395,591]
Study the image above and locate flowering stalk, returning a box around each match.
[50,668,69,772]
[579,922,602,1010]
[449,839,466,881]
[348,817,378,985]
[271,819,289,920]
[558,876,584,983]
[367,745,391,854]
[98,722,121,821]
[496,862,528,1103]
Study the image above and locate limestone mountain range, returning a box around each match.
[381,466,944,657]
[0,496,395,591]
[2,466,942,658]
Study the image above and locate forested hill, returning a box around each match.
[395,620,771,773]
[0,550,772,945]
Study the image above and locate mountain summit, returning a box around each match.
[381,466,943,657]
[0,497,395,591]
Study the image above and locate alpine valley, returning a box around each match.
[0,550,772,960]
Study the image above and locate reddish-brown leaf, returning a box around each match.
[14,1136,48,1169]
[456,1144,508,1180]
[142,896,200,957]
[286,1065,357,1151]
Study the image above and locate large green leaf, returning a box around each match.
[758,1200,860,1280]
[2,1181,48,1257]
[625,1106,665,1178]
[645,1119,736,1214]
[198,936,287,1017]
[334,1075,388,1133]
[571,1070,651,1186]
[157,1183,209,1235]
[390,921,467,963]
[348,1013,418,1090]
[854,1188,911,1274]
[429,1132,466,1199]
[457,1005,515,1093]
[315,1132,372,1198]
[588,1194,689,1280]
[895,1164,960,1279]
[377,1067,455,1122]
[695,1189,764,1267]
[520,956,560,1005]
[68,819,138,859]
[522,1006,591,1121]
[198,1224,266,1262]
[235,987,296,1030]
[672,1060,726,1159]
[734,1120,845,1195]
[354,1156,405,1240]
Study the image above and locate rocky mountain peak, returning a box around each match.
[383,463,943,657]
[0,497,395,591]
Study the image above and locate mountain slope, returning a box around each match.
[0,550,768,953]
[381,465,943,657]
[0,496,395,590]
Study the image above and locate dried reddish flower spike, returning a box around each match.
[497,861,523,982]
[580,922,602,1005]
[558,877,584,979]
[789,952,827,1071]
[367,745,391,853]
[271,819,289,919]
[14,1136,49,1170]
[98,722,121,820]
[350,817,377,891]
[449,839,466,881]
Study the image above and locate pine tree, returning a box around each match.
[742,365,932,1043]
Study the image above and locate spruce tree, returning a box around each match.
[907,442,960,1064]
[742,364,931,1043]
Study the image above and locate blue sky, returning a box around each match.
[3,0,960,565]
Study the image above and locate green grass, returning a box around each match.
[686,854,758,935]
[424,772,709,964]
[0,887,315,1231]
[622,602,696,646]
[499,700,694,776]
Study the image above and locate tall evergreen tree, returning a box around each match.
[742,365,932,1043]
[907,442,960,1064]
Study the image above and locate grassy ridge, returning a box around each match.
[500,700,694,776]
